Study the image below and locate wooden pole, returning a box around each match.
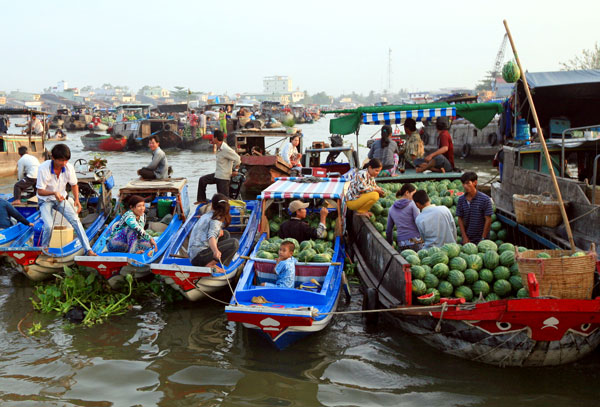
[503,20,576,250]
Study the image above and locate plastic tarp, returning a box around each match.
[517,69,600,130]
[326,102,502,135]
[260,177,347,200]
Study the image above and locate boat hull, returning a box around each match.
[81,133,126,152]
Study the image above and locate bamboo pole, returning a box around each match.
[503,20,576,250]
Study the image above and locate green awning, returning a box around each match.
[325,102,503,135]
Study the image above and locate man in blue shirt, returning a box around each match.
[414,190,457,249]
[456,172,493,244]
[0,199,34,229]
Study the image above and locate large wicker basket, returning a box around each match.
[516,249,597,299]
[584,180,600,205]
[513,194,567,227]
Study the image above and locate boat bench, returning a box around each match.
[254,260,328,289]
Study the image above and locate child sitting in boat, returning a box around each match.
[106,195,157,254]
[261,241,296,288]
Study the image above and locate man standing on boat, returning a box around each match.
[456,172,493,244]
[137,135,169,180]
[24,114,44,135]
[36,144,96,256]
[188,110,198,138]
[413,190,456,249]
[199,110,207,137]
[279,200,329,243]
[13,146,40,204]
[195,130,241,204]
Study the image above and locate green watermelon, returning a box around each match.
[437,281,454,297]
[489,230,497,241]
[405,255,421,266]
[423,273,439,289]
[327,230,335,241]
[479,268,494,283]
[448,270,465,287]
[509,263,520,276]
[454,286,473,301]
[497,229,507,241]
[464,269,479,284]
[412,279,427,296]
[432,263,450,279]
[477,239,498,253]
[518,246,528,252]
[421,265,431,274]
[297,248,316,262]
[495,239,504,247]
[270,221,280,234]
[442,196,454,208]
[509,275,523,291]
[537,252,551,259]
[493,279,512,296]
[472,280,490,296]
[311,253,332,263]
[498,243,514,254]
[571,251,586,257]
[456,236,462,244]
[490,221,501,232]
[425,288,441,303]
[466,254,483,271]
[411,265,426,280]
[421,256,434,267]
[401,249,418,259]
[299,240,314,251]
[493,266,510,280]
[374,222,384,233]
[268,236,283,244]
[449,256,467,272]
[430,252,449,265]
[483,251,500,269]
[417,291,438,305]
[428,247,443,256]
[459,252,470,262]
[485,293,501,302]
[516,287,529,298]
[441,243,461,258]
[371,203,383,216]
[499,251,515,267]
[256,250,275,259]
[283,238,300,251]
[313,243,327,254]
[259,240,271,251]
[461,242,478,255]
[417,249,429,260]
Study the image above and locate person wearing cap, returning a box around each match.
[278,200,329,243]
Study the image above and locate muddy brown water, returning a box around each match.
[0,119,598,406]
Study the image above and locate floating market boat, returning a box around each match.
[80,132,127,152]
[150,200,260,301]
[0,170,114,281]
[75,178,190,289]
[0,197,39,247]
[225,177,347,349]
[0,108,48,177]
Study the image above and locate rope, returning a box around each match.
[312,303,459,317]
[435,302,448,332]
[221,259,239,305]
[177,265,231,306]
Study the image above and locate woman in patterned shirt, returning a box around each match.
[107,195,157,254]
[346,158,385,217]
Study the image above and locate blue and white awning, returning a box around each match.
[362,107,456,125]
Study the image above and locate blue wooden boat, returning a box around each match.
[0,201,39,247]
[225,177,348,349]
[0,171,114,281]
[75,178,190,289]
[150,200,260,301]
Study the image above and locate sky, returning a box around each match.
[2,0,599,96]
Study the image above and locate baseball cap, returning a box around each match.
[288,200,309,214]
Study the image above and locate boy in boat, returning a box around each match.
[413,190,456,249]
[36,144,96,256]
[456,172,493,245]
[14,146,40,204]
[261,240,296,288]
[137,135,169,180]
[279,200,329,243]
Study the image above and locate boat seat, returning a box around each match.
[254,260,329,287]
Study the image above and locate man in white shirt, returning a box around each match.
[24,114,44,135]
[414,189,457,249]
[14,146,40,203]
[36,144,96,255]
[199,111,207,136]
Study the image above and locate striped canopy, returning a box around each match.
[260,177,347,200]
[362,107,456,125]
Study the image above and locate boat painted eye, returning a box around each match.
[581,323,591,331]
[496,322,512,331]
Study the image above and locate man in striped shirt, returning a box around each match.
[456,172,493,245]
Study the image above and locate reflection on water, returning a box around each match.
[0,121,598,406]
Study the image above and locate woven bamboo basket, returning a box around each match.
[513,194,567,227]
[584,180,600,205]
[516,247,597,299]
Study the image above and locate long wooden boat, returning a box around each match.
[225,177,347,349]
[0,108,48,177]
[349,193,600,367]
[75,178,190,289]
[150,200,260,301]
[0,171,114,281]
[81,132,127,152]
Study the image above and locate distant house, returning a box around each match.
[140,87,170,99]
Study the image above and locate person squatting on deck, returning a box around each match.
[36,144,96,256]
[346,158,385,217]
[368,125,398,176]
[386,183,423,252]
[279,200,328,243]
[415,118,455,173]
[413,189,456,249]
[138,135,169,180]
[280,134,303,168]
[188,194,239,269]
[14,146,40,203]
[106,195,157,254]
[260,241,296,288]
[456,172,493,245]
[0,198,33,229]
[195,130,241,204]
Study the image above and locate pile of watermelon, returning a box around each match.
[269,212,337,242]
[407,240,530,305]
[370,180,509,247]
[255,236,335,263]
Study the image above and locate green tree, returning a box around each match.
[171,86,190,101]
[475,72,494,92]
[560,42,600,70]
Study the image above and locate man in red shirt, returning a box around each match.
[425,119,454,169]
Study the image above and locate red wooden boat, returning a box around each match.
[81,133,126,152]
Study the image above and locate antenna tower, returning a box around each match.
[387,48,392,93]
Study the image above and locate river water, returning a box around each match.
[0,120,598,406]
